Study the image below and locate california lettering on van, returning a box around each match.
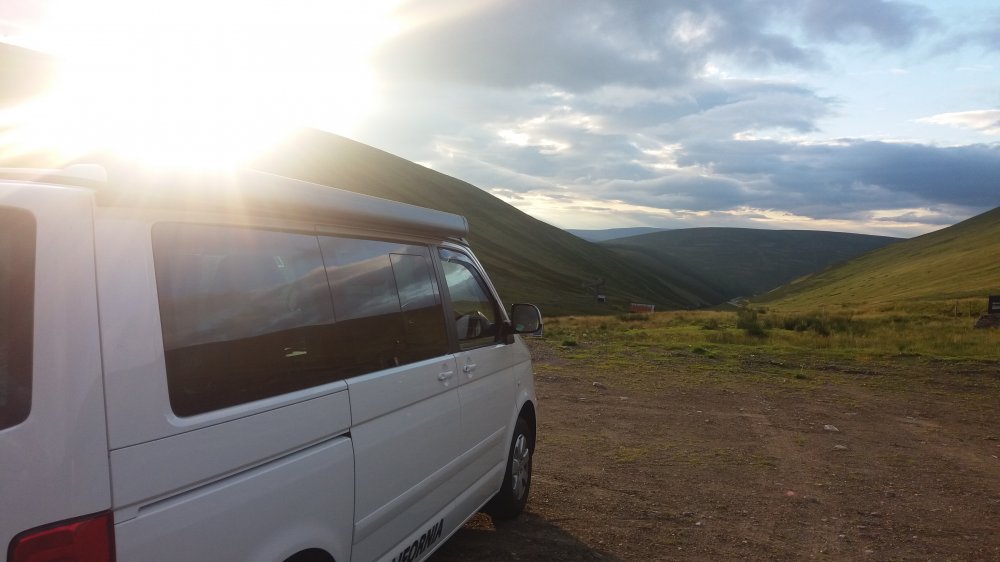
[391,518,444,562]
[0,163,541,562]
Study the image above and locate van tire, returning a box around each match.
[485,417,533,520]
[284,549,334,562]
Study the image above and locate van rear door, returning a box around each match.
[0,183,111,554]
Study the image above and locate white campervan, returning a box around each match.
[0,164,541,562]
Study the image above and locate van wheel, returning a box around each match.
[485,417,533,520]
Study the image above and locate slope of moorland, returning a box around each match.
[252,129,722,314]
[758,206,1000,310]
[603,228,900,300]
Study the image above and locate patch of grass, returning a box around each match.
[612,446,650,463]
[538,308,1000,367]
[619,313,651,322]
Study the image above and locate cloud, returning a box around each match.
[676,139,1000,211]
[351,0,993,238]
[798,0,937,48]
[360,65,998,235]
[936,12,1000,53]
[919,110,1000,135]
[375,0,939,92]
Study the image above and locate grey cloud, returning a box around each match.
[799,0,937,48]
[461,136,998,229]
[375,0,937,93]
[675,139,1000,215]
[374,1,694,91]
[374,0,821,92]
[596,173,748,212]
[585,81,832,137]
[940,13,1000,53]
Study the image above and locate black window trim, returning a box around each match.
[434,246,504,352]
[0,207,35,430]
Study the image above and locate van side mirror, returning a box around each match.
[510,303,543,336]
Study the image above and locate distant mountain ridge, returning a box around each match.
[602,228,901,300]
[568,227,667,242]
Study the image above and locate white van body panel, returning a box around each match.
[348,356,462,558]
[0,184,111,544]
[114,436,354,562]
[109,390,352,515]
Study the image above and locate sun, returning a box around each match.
[1,0,400,169]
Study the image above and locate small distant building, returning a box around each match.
[975,295,1000,329]
[629,303,655,313]
[596,294,607,303]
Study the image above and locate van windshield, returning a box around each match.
[0,208,35,431]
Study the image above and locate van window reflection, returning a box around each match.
[154,225,453,417]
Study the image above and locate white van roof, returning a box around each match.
[0,164,470,239]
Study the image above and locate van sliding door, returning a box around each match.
[318,237,460,562]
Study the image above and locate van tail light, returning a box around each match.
[8,511,115,562]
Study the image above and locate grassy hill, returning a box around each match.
[603,228,900,300]
[252,129,722,314]
[758,206,1000,311]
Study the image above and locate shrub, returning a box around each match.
[701,318,723,330]
[772,312,864,337]
[736,308,768,337]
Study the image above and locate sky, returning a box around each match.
[2,0,999,237]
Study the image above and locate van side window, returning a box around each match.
[0,208,35,430]
[438,248,500,350]
[153,224,337,416]
[320,238,448,373]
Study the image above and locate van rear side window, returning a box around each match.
[153,224,338,416]
[153,225,450,416]
[0,208,35,430]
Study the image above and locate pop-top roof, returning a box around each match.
[0,163,470,240]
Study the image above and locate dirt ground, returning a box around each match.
[432,339,1000,561]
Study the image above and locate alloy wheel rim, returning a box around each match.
[511,433,531,499]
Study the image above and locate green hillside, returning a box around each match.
[253,129,718,314]
[758,206,1000,310]
[603,228,900,300]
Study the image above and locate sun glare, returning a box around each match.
[1,0,400,168]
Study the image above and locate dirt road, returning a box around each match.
[432,339,1000,561]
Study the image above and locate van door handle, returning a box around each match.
[463,363,477,375]
[437,370,455,382]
